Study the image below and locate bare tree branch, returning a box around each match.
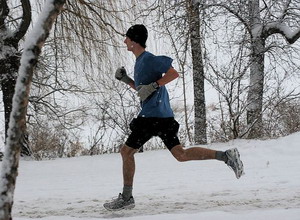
[203,2,252,35]
[13,0,31,41]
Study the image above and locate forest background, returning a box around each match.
[0,0,299,160]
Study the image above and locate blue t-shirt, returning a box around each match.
[134,51,174,118]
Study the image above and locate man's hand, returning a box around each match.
[115,67,134,85]
[136,82,159,101]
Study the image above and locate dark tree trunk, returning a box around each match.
[0,0,32,156]
[0,53,31,156]
[1,56,17,139]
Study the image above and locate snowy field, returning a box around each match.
[6,132,300,219]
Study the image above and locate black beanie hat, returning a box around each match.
[126,24,148,48]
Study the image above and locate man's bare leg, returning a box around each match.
[170,145,227,162]
[120,145,138,200]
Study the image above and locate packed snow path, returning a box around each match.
[7,133,300,219]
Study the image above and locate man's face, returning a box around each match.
[124,36,134,51]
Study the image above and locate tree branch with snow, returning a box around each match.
[263,22,300,44]
[0,0,65,219]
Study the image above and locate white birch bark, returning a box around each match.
[246,0,265,138]
[203,0,300,138]
[246,0,300,138]
[187,0,207,144]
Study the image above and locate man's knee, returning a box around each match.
[120,145,137,158]
[171,145,187,162]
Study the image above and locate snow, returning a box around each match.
[2,132,298,219]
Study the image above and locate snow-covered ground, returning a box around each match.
[7,132,300,219]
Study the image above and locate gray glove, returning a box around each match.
[115,67,134,85]
[136,82,159,101]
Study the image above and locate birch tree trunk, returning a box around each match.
[0,0,65,219]
[202,0,300,139]
[187,0,207,144]
[246,0,265,138]
[246,0,300,138]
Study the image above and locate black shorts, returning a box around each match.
[125,117,180,151]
